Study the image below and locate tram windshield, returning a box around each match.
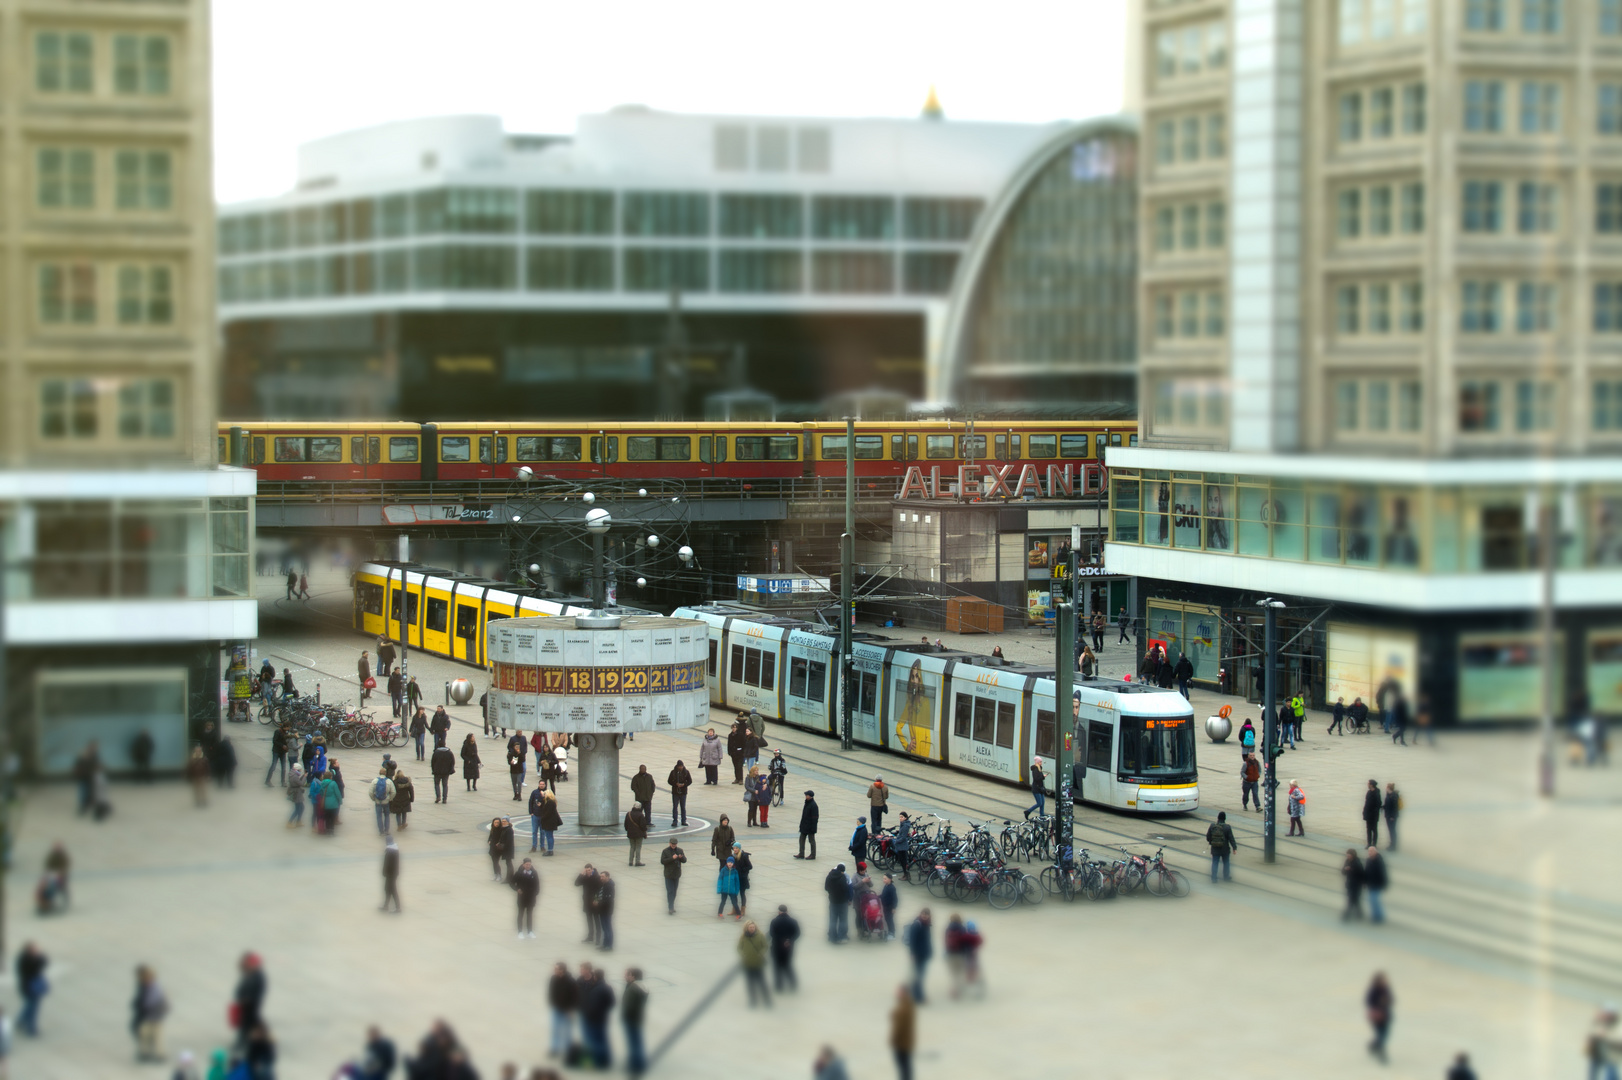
[1118,714,1196,776]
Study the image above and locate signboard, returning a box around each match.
[736,576,831,595]
[897,464,1085,501]
[382,504,493,524]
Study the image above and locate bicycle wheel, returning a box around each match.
[1018,874,1044,905]
[1058,870,1077,903]
[925,869,951,900]
[337,727,357,749]
[1083,869,1109,901]
[987,879,1018,910]
[392,726,409,748]
[1039,865,1061,894]
[1164,870,1191,898]
[1147,868,1172,897]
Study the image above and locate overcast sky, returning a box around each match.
[212,0,1129,204]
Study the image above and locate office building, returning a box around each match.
[0,0,254,775]
[1106,0,1622,725]
[214,109,1071,419]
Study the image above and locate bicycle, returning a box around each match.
[1144,848,1191,898]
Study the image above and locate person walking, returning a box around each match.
[1364,846,1389,924]
[1238,717,1256,755]
[370,769,396,836]
[430,744,455,804]
[1365,971,1394,1063]
[1289,692,1306,743]
[406,676,423,720]
[429,706,451,751]
[265,725,290,787]
[285,766,306,829]
[387,669,404,720]
[730,842,754,913]
[1173,652,1194,699]
[619,802,648,869]
[575,864,602,944]
[210,736,237,789]
[1024,761,1046,819]
[726,722,746,784]
[409,709,428,761]
[1389,694,1409,745]
[285,568,298,601]
[660,838,686,914]
[381,838,402,913]
[131,964,169,1063]
[745,766,767,828]
[320,769,343,835]
[769,905,800,992]
[630,765,656,825]
[1091,611,1105,652]
[595,870,617,951]
[232,953,267,1049]
[1362,779,1383,846]
[716,856,742,920]
[358,651,373,705]
[1240,754,1262,811]
[889,984,916,1080]
[1446,1052,1478,1080]
[710,815,736,868]
[526,783,547,852]
[538,788,562,856]
[1329,696,1347,735]
[867,776,889,833]
[901,909,932,1003]
[698,727,723,785]
[1586,1006,1621,1080]
[15,943,47,1036]
[390,770,415,831]
[506,732,527,800]
[737,921,771,1007]
[825,864,851,942]
[1340,847,1364,922]
[1286,779,1306,836]
[796,790,820,860]
[459,734,480,792]
[1205,811,1237,883]
[621,968,649,1078]
[513,857,540,939]
[1383,782,1401,850]
[488,816,515,883]
[849,817,869,865]
[547,963,577,1061]
[1116,606,1130,644]
[666,760,692,826]
[376,636,396,678]
[880,874,900,939]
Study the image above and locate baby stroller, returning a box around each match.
[35,872,68,915]
[855,892,885,940]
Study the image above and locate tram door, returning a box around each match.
[350,435,381,480]
[698,431,727,477]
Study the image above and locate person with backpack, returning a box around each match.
[1240,754,1262,811]
[265,725,290,787]
[430,744,456,804]
[512,858,541,939]
[1173,653,1194,699]
[390,771,415,830]
[1286,779,1306,836]
[1238,718,1257,756]
[370,769,396,836]
[1205,811,1237,883]
[1383,782,1401,850]
[460,734,481,792]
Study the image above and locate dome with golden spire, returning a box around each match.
[921,85,944,120]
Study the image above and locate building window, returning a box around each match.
[39,379,98,438]
[113,34,170,96]
[755,127,790,172]
[714,125,748,171]
[1205,201,1226,247]
[1335,284,1361,334]
[37,148,94,209]
[811,251,893,294]
[1595,282,1622,331]
[1206,113,1226,157]
[1367,282,1392,332]
[1153,288,1225,341]
[1155,19,1226,82]
[1337,188,1362,238]
[720,194,804,239]
[1465,81,1504,132]
[1594,379,1622,429]
[1520,82,1561,134]
[1339,92,1363,142]
[1369,87,1394,137]
[902,198,981,241]
[1154,120,1175,166]
[1600,184,1622,233]
[1339,0,1427,43]
[1515,380,1556,431]
[1181,116,1202,160]
[1601,86,1622,134]
[39,377,175,442]
[1517,182,1556,234]
[1398,381,1422,431]
[797,128,831,172]
[38,263,96,325]
[1604,0,1622,35]
[1402,83,1427,133]
[1400,182,1425,233]
[115,150,172,211]
[117,265,173,325]
[36,31,92,93]
[1367,380,1392,430]
[1335,381,1360,431]
[526,247,612,291]
[117,378,176,439]
[1154,206,1175,252]
[1466,0,1504,31]
[1462,180,1502,233]
[1459,381,1501,431]
[527,190,614,235]
[622,247,709,292]
[719,249,803,294]
[902,252,959,295]
[1367,186,1393,236]
[442,188,517,233]
[1461,281,1502,333]
[812,196,894,240]
[1515,281,1555,333]
[1522,0,1562,33]
[622,192,710,237]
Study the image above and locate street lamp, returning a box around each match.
[1256,598,1286,864]
[585,508,613,610]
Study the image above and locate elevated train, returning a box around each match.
[351,561,1196,813]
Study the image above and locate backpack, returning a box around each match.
[374,776,389,802]
[1243,759,1260,783]
[1207,824,1231,854]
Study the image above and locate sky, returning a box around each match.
[212,0,1129,204]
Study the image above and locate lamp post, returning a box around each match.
[1258,598,1286,864]
[1054,601,1075,871]
[584,506,612,611]
[840,416,855,752]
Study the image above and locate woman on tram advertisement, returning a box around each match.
[895,660,935,758]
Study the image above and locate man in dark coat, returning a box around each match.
[796,790,819,859]
[849,816,868,865]
[376,637,396,677]
[629,765,656,823]
[579,967,616,1069]
[381,838,401,913]
[575,864,602,945]
[622,968,649,1077]
[513,857,540,937]
[506,730,528,796]
[660,839,685,914]
[429,707,452,750]
[595,871,616,951]
[1117,606,1131,643]
[233,953,267,1047]
[357,651,372,705]
[1361,779,1383,847]
[666,760,692,826]
[624,804,648,867]
[825,863,851,943]
[387,669,405,719]
[769,904,801,991]
[1173,653,1194,699]
[547,964,577,1060]
[430,744,456,804]
[726,723,746,784]
[904,908,933,1002]
[1363,846,1389,923]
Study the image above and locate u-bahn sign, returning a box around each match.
[897,463,1097,500]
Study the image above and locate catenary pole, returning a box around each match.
[1054,601,1075,870]
[840,416,855,751]
[1262,599,1282,864]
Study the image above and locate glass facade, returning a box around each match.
[1111,468,1622,572]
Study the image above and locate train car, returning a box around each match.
[225,422,424,483]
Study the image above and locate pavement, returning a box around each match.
[4,566,1619,1078]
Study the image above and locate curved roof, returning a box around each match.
[932,116,1139,405]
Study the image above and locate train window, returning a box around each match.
[760,650,774,687]
[425,596,449,632]
[807,659,827,702]
[708,640,718,677]
[404,592,418,625]
[309,437,343,462]
[735,436,798,461]
[358,582,384,616]
[994,434,1021,461]
[1129,434,1138,446]
[1035,709,1056,758]
[441,437,472,462]
[591,436,619,463]
[390,591,401,621]
[1028,435,1057,458]
[789,656,807,697]
[926,435,955,459]
[995,700,1017,748]
[730,643,744,682]
[1060,434,1090,458]
[858,671,878,714]
[1087,722,1113,771]
[714,436,727,462]
[699,436,711,463]
[959,434,987,458]
[273,437,306,462]
[890,434,920,461]
[389,437,419,462]
[368,437,380,463]
[819,435,884,460]
[455,604,479,639]
[517,436,583,461]
[953,694,972,737]
[351,437,365,464]
[627,436,691,461]
[972,696,995,742]
[252,437,265,464]
[743,648,760,686]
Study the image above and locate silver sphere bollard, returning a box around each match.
[449,678,475,705]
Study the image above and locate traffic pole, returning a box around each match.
[1054,601,1075,871]
[1261,599,1282,864]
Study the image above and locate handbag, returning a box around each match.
[227,1001,241,1027]
[363,677,377,690]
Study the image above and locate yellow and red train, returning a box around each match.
[219,419,1136,484]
